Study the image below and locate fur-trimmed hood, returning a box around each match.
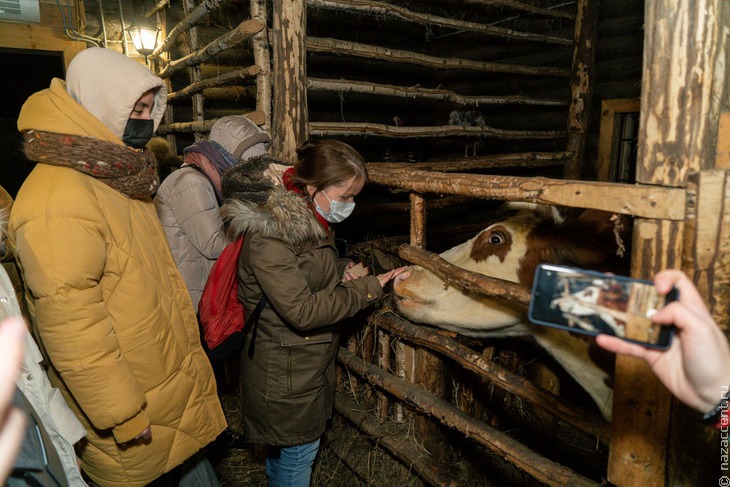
[221,155,328,246]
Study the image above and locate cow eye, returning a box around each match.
[488,231,505,245]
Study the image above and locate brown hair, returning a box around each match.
[289,139,367,196]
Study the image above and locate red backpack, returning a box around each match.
[198,236,267,361]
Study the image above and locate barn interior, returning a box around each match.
[1,0,729,485]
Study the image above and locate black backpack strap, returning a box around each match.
[247,295,268,359]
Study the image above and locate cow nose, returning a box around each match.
[394,269,411,284]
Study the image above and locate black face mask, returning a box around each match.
[122,118,154,149]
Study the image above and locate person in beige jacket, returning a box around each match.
[154,115,270,313]
[8,47,226,486]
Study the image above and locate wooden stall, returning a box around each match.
[2,0,728,484]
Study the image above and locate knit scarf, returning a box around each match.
[22,130,159,199]
[282,167,330,233]
[184,140,238,201]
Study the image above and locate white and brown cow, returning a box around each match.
[393,204,630,420]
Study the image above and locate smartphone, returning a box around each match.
[528,264,677,349]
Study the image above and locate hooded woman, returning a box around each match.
[154,115,270,313]
[7,47,226,486]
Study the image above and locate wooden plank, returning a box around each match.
[272,0,308,160]
[596,98,640,182]
[307,37,572,78]
[372,313,610,442]
[308,0,573,46]
[0,24,86,69]
[309,122,565,139]
[307,77,567,106]
[563,0,598,179]
[365,168,686,220]
[337,348,598,487]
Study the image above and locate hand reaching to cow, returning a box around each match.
[376,266,409,288]
[596,270,730,414]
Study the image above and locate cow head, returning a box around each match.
[393,204,630,335]
[392,204,628,420]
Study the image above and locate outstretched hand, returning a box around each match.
[595,270,730,412]
[376,266,409,288]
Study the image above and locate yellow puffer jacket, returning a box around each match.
[8,76,226,485]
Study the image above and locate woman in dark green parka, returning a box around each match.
[221,140,405,487]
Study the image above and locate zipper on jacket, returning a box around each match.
[287,348,292,391]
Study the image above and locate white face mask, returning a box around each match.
[315,189,355,223]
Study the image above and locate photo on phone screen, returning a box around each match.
[528,264,676,349]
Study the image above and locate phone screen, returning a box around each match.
[528,264,677,349]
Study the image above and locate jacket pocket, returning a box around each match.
[278,331,333,347]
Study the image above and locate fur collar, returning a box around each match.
[222,186,328,246]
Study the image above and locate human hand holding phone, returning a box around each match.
[596,269,730,413]
[529,264,676,349]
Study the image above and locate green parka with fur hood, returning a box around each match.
[221,156,383,446]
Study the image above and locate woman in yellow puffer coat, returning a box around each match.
[7,47,226,487]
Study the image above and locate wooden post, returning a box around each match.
[608,1,726,485]
[272,0,308,161]
[251,0,272,129]
[182,0,205,141]
[563,0,598,180]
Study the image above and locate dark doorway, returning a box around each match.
[0,48,65,198]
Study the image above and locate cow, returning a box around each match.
[392,204,630,421]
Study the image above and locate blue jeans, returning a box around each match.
[266,438,321,487]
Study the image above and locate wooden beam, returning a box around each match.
[151,0,222,58]
[166,66,261,101]
[395,244,531,306]
[563,0,598,179]
[144,0,169,18]
[307,37,572,78]
[157,19,264,78]
[333,393,463,487]
[307,77,567,106]
[308,0,573,46]
[272,0,308,160]
[367,152,570,171]
[371,313,610,442]
[309,122,565,139]
[365,168,686,220]
[156,111,265,134]
[337,348,598,487]
[462,0,575,20]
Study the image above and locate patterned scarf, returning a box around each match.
[22,130,159,199]
[184,140,239,201]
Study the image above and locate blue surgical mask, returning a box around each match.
[315,189,355,223]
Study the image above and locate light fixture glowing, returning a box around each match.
[126,17,160,60]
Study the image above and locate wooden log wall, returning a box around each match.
[151,0,271,146]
